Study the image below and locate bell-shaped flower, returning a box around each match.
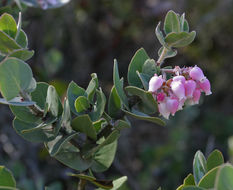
[199,78,212,95]
[173,75,186,84]
[189,66,205,81]
[178,98,185,111]
[166,98,179,116]
[187,88,201,105]
[158,102,170,119]
[171,80,186,100]
[184,80,196,98]
[148,75,164,93]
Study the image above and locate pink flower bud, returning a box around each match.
[148,75,164,93]
[171,81,186,100]
[166,98,179,115]
[199,78,212,95]
[157,92,166,102]
[173,75,186,84]
[158,102,170,119]
[184,80,196,98]
[189,66,205,81]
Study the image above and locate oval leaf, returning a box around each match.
[0,13,17,38]
[113,60,129,109]
[127,48,150,88]
[165,31,196,48]
[0,166,16,188]
[193,150,207,184]
[0,58,33,100]
[207,149,224,171]
[71,114,97,140]
[75,96,90,113]
[164,10,180,34]
[122,109,165,126]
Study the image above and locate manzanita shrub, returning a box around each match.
[0,2,232,190]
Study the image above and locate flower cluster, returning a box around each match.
[148,66,211,119]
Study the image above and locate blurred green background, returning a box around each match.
[1,0,233,189]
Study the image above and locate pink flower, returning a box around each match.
[187,88,201,105]
[199,78,212,95]
[158,102,170,119]
[184,80,196,98]
[171,80,186,100]
[173,75,186,83]
[157,92,166,102]
[189,66,205,81]
[148,75,164,93]
[166,98,179,115]
[178,98,185,110]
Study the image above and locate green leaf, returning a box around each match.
[93,119,107,133]
[0,97,35,106]
[0,13,17,39]
[0,166,16,188]
[61,98,72,133]
[25,77,37,93]
[9,49,34,61]
[198,166,220,189]
[122,109,165,126]
[114,119,131,130]
[193,150,207,184]
[180,13,185,32]
[125,86,157,114]
[142,59,158,77]
[158,47,177,59]
[183,20,189,32]
[21,116,57,134]
[91,141,117,172]
[108,85,122,118]
[165,31,196,48]
[86,73,99,102]
[51,139,92,172]
[155,22,166,46]
[206,149,224,171]
[46,132,78,157]
[97,130,120,150]
[72,114,97,140]
[69,173,113,189]
[10,104,42,123]
[0,31,21,55]
[215,164,233,190]
[164,10,180,34]
[184,174,195,186]
[46,85,63,117]
[127,48,150,88]
[67,81,87,115]
[75,96,90,113]
[0,58,32,100]
[96,176,128,190]
[13,118,55,142]
[84,130,120,160]
[182,187,205,190]
[136,71,150,91]
[113,60,129,109]
[15,30,27,48]
[31,82,49,109]
[89,89,106,122]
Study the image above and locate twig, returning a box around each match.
[157,47,168,66]
[77,178,87,190]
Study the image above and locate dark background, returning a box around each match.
[1,0,233,189]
